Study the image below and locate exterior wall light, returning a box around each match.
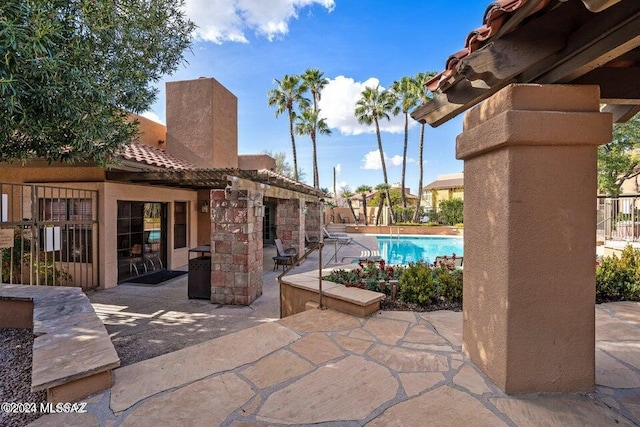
[201,200,209,213]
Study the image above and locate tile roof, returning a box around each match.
[424,177,464,191]
[117,143,197,170]
[426,0,624,92]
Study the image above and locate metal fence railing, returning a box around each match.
[597,195,640,243]
[0,182,99,289]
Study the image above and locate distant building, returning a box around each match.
[422,173,464,210]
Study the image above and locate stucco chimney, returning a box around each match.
[165,77,238,169]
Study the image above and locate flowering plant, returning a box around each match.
[323,259,404,292]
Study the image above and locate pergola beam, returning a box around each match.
[601,104,640,123]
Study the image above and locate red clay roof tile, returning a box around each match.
[117,143,197,170]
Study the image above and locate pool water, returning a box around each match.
[376,236,463,265]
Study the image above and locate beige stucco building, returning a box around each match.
[422,172,464,211]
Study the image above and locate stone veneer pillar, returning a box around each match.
[210,188,263,305]
[276,199,304,254]
[305,201,322,241]
[457,84,611,393]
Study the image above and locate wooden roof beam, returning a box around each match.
[572,67,640,104]
[601,104,640,123]
[533,8,640,83]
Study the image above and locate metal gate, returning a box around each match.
[0,182,99,289]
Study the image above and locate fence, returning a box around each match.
[0,182,99,289]
[597,195,640,242]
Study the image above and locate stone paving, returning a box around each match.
[28,301,640,426]
[86,237,375,366]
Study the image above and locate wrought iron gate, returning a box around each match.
[0,182,99,289]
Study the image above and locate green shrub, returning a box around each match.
[432,266,463,303]
[399,262,436,305]
[437,199,463,225]
[324,269,360,287]
[596,245,640,302]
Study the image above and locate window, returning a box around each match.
[174,202,187,249]
[38,198,93,262]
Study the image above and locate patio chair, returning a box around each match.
[305,233,320,249]
[273,239,298,271]
[322,227,352,245]
[339,213,350,223]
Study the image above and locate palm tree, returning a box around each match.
[391,77,420,210]
[355,184,372,225]
[295,108,331,189]
[411,72,436,223]
[341,189,357,223]
[374,183,390,226]
[355,85,397,223]
[267,75,310,181]
[301,69,329,189]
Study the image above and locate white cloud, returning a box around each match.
[185,0,335,44]
[319,75,411,136]
[335,163,342,175]
[140,111,164,124]
[362,150,415,170]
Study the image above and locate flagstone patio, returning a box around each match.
[27,301,640,426]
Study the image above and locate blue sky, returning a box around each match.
[144,1,489,195]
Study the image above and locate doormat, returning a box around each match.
[124,270,187,285]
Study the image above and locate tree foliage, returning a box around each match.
[410,72,436,222]
[355,86,397,223]
[267,75,309,182]
[263,150,306,182]
[598,113,640,195]
[0,0,194,164]
[390,76,419,209]
[300,68,330,189]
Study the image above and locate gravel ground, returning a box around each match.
[0,328,45,427]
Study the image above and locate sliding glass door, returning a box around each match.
[117,201,167,282]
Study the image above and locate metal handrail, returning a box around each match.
[277,242,324,318]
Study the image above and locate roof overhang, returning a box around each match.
[105,168,326,198]
[412,0,640,127]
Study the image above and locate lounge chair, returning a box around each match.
[273,239,298,271]
[322,227,352,244]
[341,250,382,263]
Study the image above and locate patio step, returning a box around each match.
[0,284,120,403]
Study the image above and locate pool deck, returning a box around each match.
[26,302,640,426]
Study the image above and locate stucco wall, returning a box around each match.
[457,84,611,393]
[0,165,105,183]
[101,182,198,288]
[166,77,238,169]
[238,155,276,171]
[129,113,167,150]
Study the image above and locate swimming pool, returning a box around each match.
[376,236,463,265]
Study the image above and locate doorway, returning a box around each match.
[263,201,277,245]
[117,201,167,282]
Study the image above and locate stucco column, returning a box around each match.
[457,84,612,393]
